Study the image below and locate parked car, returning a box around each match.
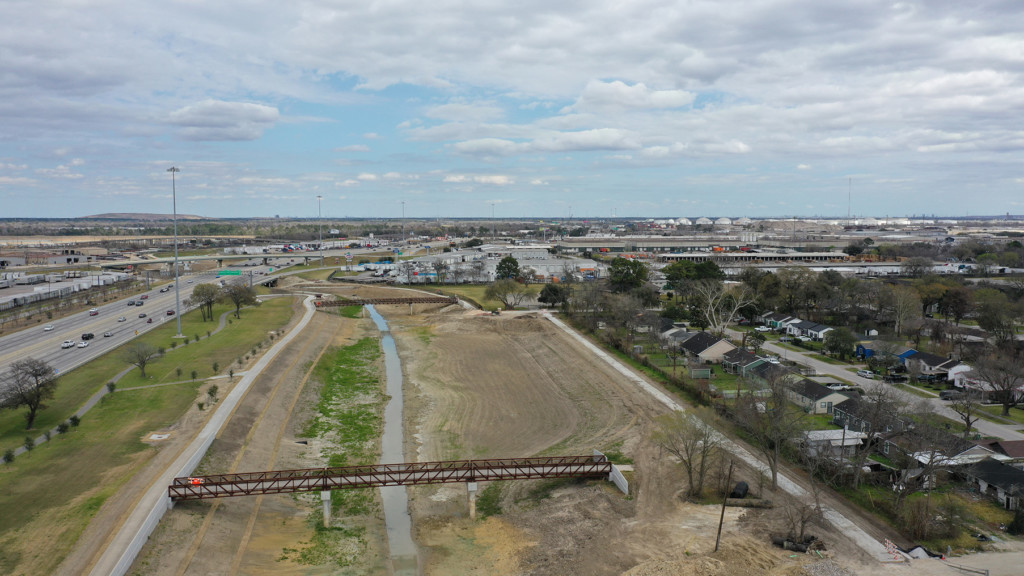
[61,340,75,349]
[940,390,964,401]
[138,313,147,318]
[755,326,772,332]
[77,341,89,348]
[827,383,852,391]
[883,374,908,383]
[43,324,55,331]
[857,369,874,379]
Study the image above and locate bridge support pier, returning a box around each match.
[321,490,332,527]
[467,482,478,520]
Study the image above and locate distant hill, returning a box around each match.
[82,213,209,221]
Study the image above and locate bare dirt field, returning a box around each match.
[59,283,1023,575]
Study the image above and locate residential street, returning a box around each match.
[731,330,1024,442]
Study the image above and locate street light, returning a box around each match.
[401,200,406,241]
[490,202,495,239]
[167,166,183,338]
[317,195,324,267]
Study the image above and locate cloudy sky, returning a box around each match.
[1,1,1022,219]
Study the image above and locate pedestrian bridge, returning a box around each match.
[314,295,457,308]
[169,454,625,501]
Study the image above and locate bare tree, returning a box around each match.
[431,260,450,283]
[1,358,59,429]
[736,373,806,488]
[123,342,161,378]
[398,261,416,284]
[948,391,984,439]
[974,352,1024,417]
[841,385,915,489]
[653,410,721,498]
[888,284,922,336]
[690,280,754,335]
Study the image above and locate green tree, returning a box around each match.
[1,358,59,429]
[823,327,857,360]
[537,283,569,308]
[484,279,530,310]
[608,257,649,293]
[221,282,258,319]
[185,283,220,322]
[495,256,520,280]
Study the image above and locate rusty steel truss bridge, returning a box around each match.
[169,455,618,502]
[314,295,458,308]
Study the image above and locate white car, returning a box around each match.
[857,369,875,379]
[117,316,127,322]
[61,340,75,349]
[44,324,55,331]
[755,326,772,332]
[77,341,89,348]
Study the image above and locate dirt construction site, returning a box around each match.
[55,282,1019,575]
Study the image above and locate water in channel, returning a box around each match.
[366,305,418,575]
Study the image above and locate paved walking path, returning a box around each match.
[86,295,317,576]
[543,312,900,564]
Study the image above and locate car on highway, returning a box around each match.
[103,331,113,337]
[187,279,194,284]
[77,341,89,348]
[89,309,99,316]
[138,313,147,318]
[135,300,144,306]
[127,300,135,306]
[160,287,170,293]
[81,332,95,340]
[61,340,75,349]
[166,310,175,315]
[118,316,127,322]
[43,324,55,331]
[146,318,154,323]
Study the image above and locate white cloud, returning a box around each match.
[797,164,811,170]
[363,133,381,139]
[357,173,378,181]
[444,174,512,185]
[568,80,696,112]
[337,145,370,152]
[168,100,279,141]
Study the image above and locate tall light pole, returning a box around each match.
[167,167,183,338]
[317,195,324,267]
[401,200,406,242]
[490,202,495,239]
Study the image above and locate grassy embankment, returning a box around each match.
[280,332,386,568]
[0,298,295,574]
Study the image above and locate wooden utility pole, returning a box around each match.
[715,461,734,552]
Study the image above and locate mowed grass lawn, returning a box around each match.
[0,297,297,574]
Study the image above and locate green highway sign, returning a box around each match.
[220,270,242,275]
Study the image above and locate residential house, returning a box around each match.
[955,369,1024,404]
[974,440,1024,464]
[786,320,834,341]
[679,332,736,364]
[760,312,800,331]
[801,429,867,459]
[831,397,913,436]
[787,378,851,415]
[722,348,766,378]
[967,458,1024,510]
[904,351,959,379]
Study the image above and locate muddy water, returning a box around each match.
[366,305,418,575]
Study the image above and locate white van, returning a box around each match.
[857,370,874,379]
